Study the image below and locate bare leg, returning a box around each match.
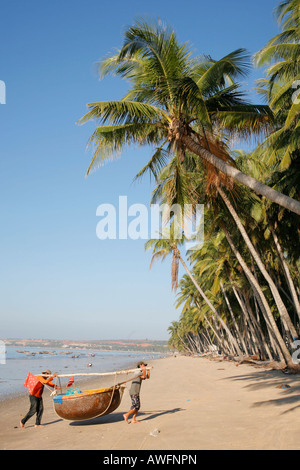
[123,409,134,423]
[131,410,140,424]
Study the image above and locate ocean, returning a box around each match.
[0,346,163,399]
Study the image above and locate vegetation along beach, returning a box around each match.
[1,0,300,452]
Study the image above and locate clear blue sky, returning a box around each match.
[0,0,279,341]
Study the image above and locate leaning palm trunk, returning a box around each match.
[220,281,248,355]
[202,330,213,352]
[252,287,285,363]
[177,332,190,353]
[221,223,294,367]
[271,226,300,322]
[204,310,232,355]
[233,286,262,357]
[218,187,298,340]
[186,334,197,354]
[202,313,223,348]
[212,318,235,356]
[194,299,229,354]
[197,333,207,353]
[249,256,284,361]
[244,295,273,361]
[204,329,216,352]
[176,250,243,358]
[194,334,203,353]
[198,334,207,354]
[181,134,300,216]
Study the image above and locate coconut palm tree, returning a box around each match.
[79,18,300,215]
[220,223,293,366]
[168,321,188,352]
[253,0,300,169]
[217,186,298,340]
[192,231,274,360]
[150,130,298,356]
[145,236,244,357]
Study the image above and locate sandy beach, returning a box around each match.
[1,354,300,451]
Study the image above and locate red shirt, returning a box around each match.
[32,375,56,398]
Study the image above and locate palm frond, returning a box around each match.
[97,50,145,80]
[134,141,170,182]
[84,122,165,175]
[78,100,170,126]
[193,49,251,93]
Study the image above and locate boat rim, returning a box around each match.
[53,385,124,401]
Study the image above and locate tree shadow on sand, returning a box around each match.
[220,368,300,415]
[69,407,184,427]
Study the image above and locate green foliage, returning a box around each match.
[80,7,300,362]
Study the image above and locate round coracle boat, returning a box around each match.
[53,385,125,421]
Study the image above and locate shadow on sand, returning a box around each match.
[220,367,300,414]
[69,407,185,426]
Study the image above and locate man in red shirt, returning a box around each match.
[20,370,58,428]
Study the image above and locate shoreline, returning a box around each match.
[1,348,168,400]
[7,346,169,354]
[1,355,300,450]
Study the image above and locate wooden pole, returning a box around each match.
[42,366,153,378]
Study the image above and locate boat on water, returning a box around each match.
[53,385,125,421]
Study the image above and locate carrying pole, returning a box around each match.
[42,366,153,378]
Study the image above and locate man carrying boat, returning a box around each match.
[123,361,150,424]
[20,370,59,428]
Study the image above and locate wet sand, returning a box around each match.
[1,355,300,450]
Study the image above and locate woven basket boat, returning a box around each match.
[53,385,125,421]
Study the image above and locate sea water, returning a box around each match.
[0,346,162,399]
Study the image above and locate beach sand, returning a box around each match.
[1,354,300,450]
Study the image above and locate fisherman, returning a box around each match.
[123,361,150,424]
[20,370,59,428]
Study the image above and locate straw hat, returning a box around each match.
[137,361,147,368]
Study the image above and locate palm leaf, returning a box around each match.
[194,49,251,93]
[134,142,170,182]
[84,122,164,175]
[78,100,170,126]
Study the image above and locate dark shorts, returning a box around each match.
[130,394,140,411]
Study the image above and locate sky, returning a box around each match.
[0,0,280,341]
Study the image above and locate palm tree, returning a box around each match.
[168,321,188,352]
[193,232,273,360]
[176,271,235,356]
[151,130,298,362]
[253,0,300,169]
[79,18,300,215]
[145,236,244,357]
[220,223,293,366]
[80,14,299,368]
[270,226,300,320]
[217,186,298,340]
[186,212,291,364]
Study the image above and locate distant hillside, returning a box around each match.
[3,338,170,353]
